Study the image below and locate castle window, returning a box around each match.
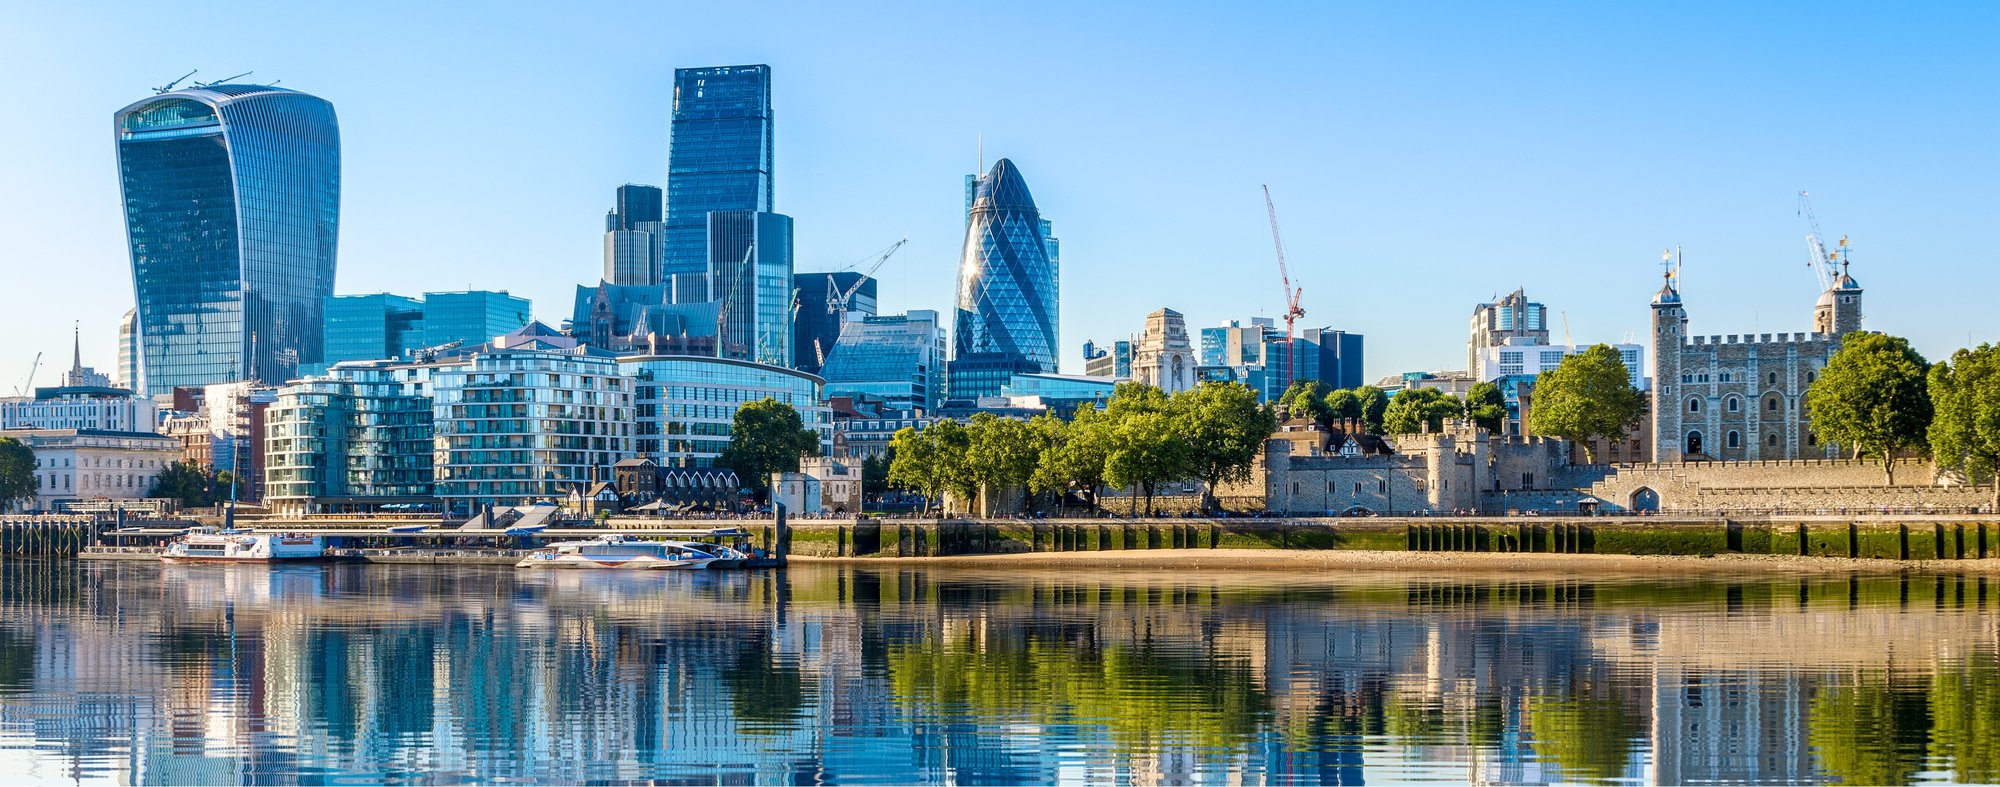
[1688,398,1702,413]
[1768,372,1779,385]
[1808,433,1817,446]
[1727,431,1741,448]
[1720,373,1732,382]
[1767,397,1779,412]
[1727,396,1740,412]
[1353,482,1363,495]
[1807,371,1816,383]
[1522,472,1535,487]
[1291,482,1300,495]
[1378,480,1387,493]
[1328,481,1335,494]
[1767,434,1780,448]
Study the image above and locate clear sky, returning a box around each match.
[2,1,1996,391]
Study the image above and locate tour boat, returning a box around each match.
[162,529,327,563]
[514,535,717,570]
[665,541,751,569]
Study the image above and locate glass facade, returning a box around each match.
[664,65,773,277]
[619,356,829,469]
[819,310,944,413]
[707,211,793,368]
[324,294,424,365]
[950,159,1059,399]
[265,361,435,509]
[116,85,340,393]
[431,349,634,509]
[793,271,876,374]
[422,290,532,349]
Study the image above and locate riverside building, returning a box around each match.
[114,83,340,392]
[264,360,435,515]
[5,429,178,513]
[430,326,634,511]
[619,355,829,468]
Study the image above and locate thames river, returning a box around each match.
[0,560,1994,785]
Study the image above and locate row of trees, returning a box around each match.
[1806,334,2000,506]
[1274,379,1513,437]
[888,381,1276,516]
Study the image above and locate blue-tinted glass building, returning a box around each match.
[422,290,532,349]
[820,310,945,414]
[664,65,773,277]
[324,294,423,365]
[949,159,1059,399]
[115,84,340,394]
[707,211,793,368]
[793,271,877,374]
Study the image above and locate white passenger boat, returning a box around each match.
[514,535,716,570]
[162,529,327,563]
[664,541,751,569]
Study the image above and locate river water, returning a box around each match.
[0,559,1994,785]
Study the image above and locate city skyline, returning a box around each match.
[3,3,1997,389]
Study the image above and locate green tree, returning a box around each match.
[927,419,976,513]
[1465,381,1508,434]
[964,412,1045,514]
[887,427,942,509]
[0,437,35,512]
[1103,382,1188,517]
[1927,344,2000,510]
[147,461,219,509]
[1173,382,1277,512]
[1033,405,1114,511]
[1323,388,1361,431]
[717,398,821,501]
[860,452,891,500]
[1526,344,1644,463]
[1381,387,1463,435]
[1353,386,1390,434]
[1280,379,1331,423]
[1808,332,1932,482]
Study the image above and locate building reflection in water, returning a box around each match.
[0,560,1994,785]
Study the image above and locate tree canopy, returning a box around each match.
[1526,344,1644,463]
[1465,381,1508,434]
[1174,381,1278,511]
[964,412,1045,513]
[0,438,36,511]
[1323,388,1360,430]
[1278,379,1331,424]
[1381,387,1463,435]
[1353,386,1389,434]
[1808,332,1931,482]
[1929,344,2000,510]
[717,398,821,499]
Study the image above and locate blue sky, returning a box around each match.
[2,1,1996,389]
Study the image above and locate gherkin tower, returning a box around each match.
[949,158,1059,399]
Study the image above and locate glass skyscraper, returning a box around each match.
[949,158,1059,399]
[707,211,793,368]
[114,84,340,394]
[664,65,773,277]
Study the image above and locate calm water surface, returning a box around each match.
[0,559,1995,785]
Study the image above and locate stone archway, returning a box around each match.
[1630,487,1661,513]
[1685,431,1704,457]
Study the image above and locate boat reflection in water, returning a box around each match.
[1,561,1998,785]
[513,534,747,570]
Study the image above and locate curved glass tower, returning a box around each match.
[114,84,340,393]
[949,158,1058,398]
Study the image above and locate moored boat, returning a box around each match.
[162,529,327,563]
[514,535,716,570]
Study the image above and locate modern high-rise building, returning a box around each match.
[708,210,793,368]
[265,360,436,514]
[1082,340,1132,379]
[1468,289,1549,374]
[318,290,532,370]
[1198,318,1366,401]
[604,184,666,286]
[819,310,946,414]
[114,83,340,393]
[949,158,1060,399]
[793,271,877,374]
[115,308,142,394]
[664,65,774,277]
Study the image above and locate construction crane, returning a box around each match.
[714,244,756,358]
[826,237,908,319]
[14,352,41,396]
[1796,191,1849,291]
[1261,185,1307,337]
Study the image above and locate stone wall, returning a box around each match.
[1580,458,1984,513]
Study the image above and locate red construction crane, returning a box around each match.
[1262,185,1307,337]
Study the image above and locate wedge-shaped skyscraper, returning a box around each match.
[115,83,340,393]
[949,158,1059,398]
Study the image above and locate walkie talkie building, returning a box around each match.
[114,83,340,393]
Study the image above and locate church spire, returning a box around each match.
[71,321,82,374]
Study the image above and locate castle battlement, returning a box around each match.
[1686,332,1826,348]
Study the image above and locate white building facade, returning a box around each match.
[5,429,178,512]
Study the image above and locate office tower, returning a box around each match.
[604,184,666,286]
[1468,289,1549,374]
[115,308,142,394]
[1082,339,1132,379]
[420,290,532,349]
[793,271,877,374]
[1131,308,1197,393]
[1300,327,1367,390]
[324,293,424,364]
[819,310,946,414]
[664,65,773,277]
[708,210,793,367]
[115,83,340,391]
[949,158,1059,399]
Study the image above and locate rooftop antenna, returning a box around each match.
[194,71,253,88]
[153,70,198,94]
[977,132,983,175]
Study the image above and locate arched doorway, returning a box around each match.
[1685,431,1704,457]
[1630,487,1660,513]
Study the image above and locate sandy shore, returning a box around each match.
[791,548,2000,575]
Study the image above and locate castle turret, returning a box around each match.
[1651,267,1686,462]
[1813,261,1863,337]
